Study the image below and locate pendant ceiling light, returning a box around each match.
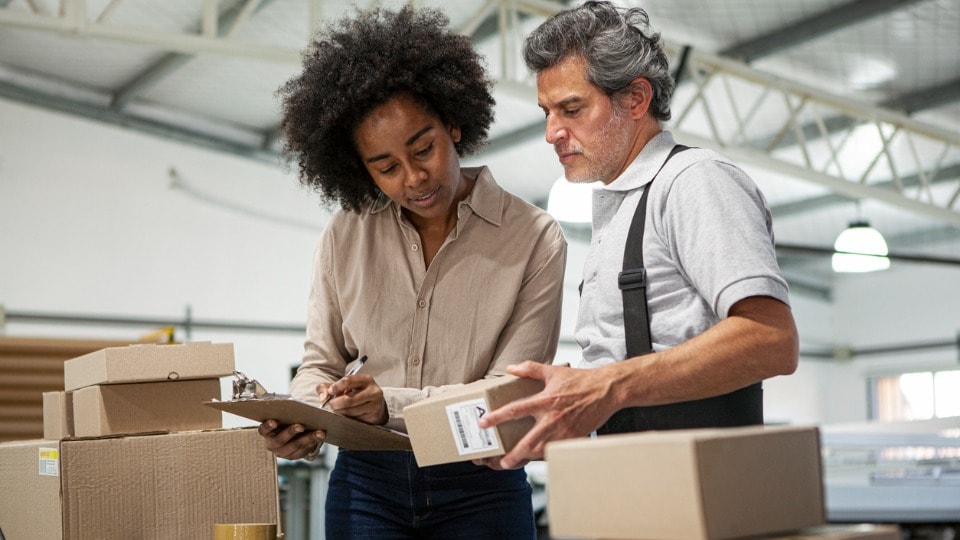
[832,220,890,273]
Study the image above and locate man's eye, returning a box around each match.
[565,108,580,116]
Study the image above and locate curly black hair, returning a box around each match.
[278,5,496,212]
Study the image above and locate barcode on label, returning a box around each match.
[453,410,469,448]
[445,398,500,456]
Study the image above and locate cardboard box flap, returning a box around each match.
[206,398,412,451]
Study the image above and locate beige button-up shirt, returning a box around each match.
[289,166,566,432]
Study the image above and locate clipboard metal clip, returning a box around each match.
[231,371,290,401]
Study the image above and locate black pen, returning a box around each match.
[320,355,367,408]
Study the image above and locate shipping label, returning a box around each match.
[445,398,500,455]
[38,447,59,477]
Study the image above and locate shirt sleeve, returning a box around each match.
[486,218,567,373]
[288,224,351,406]
[379,217,567,430]
[662,160,790,318]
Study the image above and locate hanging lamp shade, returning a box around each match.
[831,220,890,273]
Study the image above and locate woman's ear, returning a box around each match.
[449,125,462,143]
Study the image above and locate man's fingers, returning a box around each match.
[478,394,539,428]
[498,416,554,468]
[506,360,549,380]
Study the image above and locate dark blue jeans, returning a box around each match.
[325,449,535,539]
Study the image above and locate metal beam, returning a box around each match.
[0,80,278,164]
[720,0,927,63]
[771,162,960,218]
[776,243,960,267]
[111,0,279,110]
[882,75,960,115]
[668,45,960,226]
[0,1,300,62]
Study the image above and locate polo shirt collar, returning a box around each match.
[603,131,677,192]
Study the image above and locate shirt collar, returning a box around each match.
[603,131,677,192]
[366,165,504,227]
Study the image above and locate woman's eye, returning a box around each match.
[379,164,397,174]
[415,144,433,157]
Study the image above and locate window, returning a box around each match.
[872,369,960,421]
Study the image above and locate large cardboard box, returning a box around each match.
[63,342,234,391]
[0,428,279,540]
[546,425,824,540]
[72,378,222,437]
[404,375,543,467]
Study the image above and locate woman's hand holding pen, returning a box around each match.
[318,374,389,426]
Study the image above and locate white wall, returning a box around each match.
[3,97,958,428]
[0,98,327,400]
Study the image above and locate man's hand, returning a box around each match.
[258,420,325,460]
[477,361,619,469]
[319,374,388,425]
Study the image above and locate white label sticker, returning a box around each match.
[445,398,500,456]
[38,448,59,477]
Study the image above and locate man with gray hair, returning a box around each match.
[479,1,799,469]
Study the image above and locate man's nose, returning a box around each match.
[545,116,568,145]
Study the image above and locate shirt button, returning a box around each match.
[417,299,427,308]
[411,357,420,365]
[411,244,419,251]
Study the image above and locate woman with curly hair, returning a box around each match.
[257,5,566,538]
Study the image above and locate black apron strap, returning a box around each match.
[620,144,689,359]
[599,144,764,435]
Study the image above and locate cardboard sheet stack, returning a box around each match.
[0,342,280,540]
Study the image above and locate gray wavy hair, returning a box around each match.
[522,1,674,122]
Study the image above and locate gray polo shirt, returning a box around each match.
[575,131,790,368]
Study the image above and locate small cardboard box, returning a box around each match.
[0,428,279,540]
[72,378,222,437]
[43,391,74,440]
[546,425,825,540]
[404,375,544,467]
[63,342,234,391]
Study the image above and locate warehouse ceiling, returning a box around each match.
[1,0,959,300]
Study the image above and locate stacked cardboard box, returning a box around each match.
[46,342,234,438]
[0,341,280,539]
[0,428,279,539]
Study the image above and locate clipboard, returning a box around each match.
[205,398,411,451]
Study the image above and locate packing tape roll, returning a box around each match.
[212,523,277,540]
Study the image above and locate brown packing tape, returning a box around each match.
[213,523,277,540]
